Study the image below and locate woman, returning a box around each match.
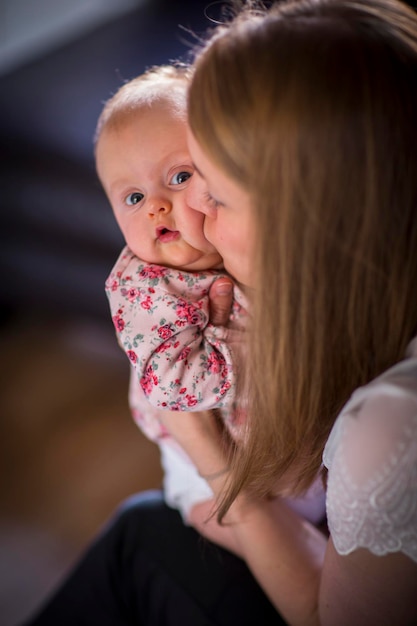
[26,1,417,624]
[182,0,417,623]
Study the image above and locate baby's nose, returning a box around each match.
[147,198,172,217]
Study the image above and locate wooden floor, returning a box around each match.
[0,315,163,626]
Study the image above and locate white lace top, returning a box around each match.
[323,338,417,562]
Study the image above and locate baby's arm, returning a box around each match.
[106,249,241,411]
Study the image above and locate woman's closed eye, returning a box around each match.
[203,190,223,210]
[125,191,144,206]
[170,170,193,186]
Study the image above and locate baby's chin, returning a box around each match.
[131,244,223,272]
[174,251,224,272]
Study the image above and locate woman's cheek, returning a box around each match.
[202,217,217,247]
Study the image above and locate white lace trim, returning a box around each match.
[324,352,417,563]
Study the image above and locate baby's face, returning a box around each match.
[96,104,223,271]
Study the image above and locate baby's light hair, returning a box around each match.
[94,63,192,146]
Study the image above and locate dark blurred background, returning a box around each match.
[0,0,214,324]
[0,1,213,624]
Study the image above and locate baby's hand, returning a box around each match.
[209,278,234,326]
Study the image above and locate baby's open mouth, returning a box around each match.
[156,226,180,243]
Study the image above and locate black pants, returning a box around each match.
[25,490,284,626]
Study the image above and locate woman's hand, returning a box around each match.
[208,277,234,325]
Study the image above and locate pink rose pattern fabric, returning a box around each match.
[106,246,248,444]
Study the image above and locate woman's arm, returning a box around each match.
[159,278,417,626]
[157,407,326,626]
[320,539,417,626]
[159,278,324,624]
[159,407,417,626]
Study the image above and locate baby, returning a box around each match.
[95,65,248,520]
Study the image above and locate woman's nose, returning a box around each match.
[186,173,215,218]
[147,197,172,217]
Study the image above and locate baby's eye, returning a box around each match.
[170,170,192,186]
[125,191,144,206]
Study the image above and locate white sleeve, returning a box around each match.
[159,442,214,523]
[324,386,417,562]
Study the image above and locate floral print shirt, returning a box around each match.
[105,246,248,446]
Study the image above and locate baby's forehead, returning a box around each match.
[108,99,188,133]
[97,102,192,172]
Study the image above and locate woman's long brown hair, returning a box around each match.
[188,0,417,517]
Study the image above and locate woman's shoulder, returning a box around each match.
[323,341,417,561]
[324,339,417,466]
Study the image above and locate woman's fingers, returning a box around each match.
[209,278,234,326]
